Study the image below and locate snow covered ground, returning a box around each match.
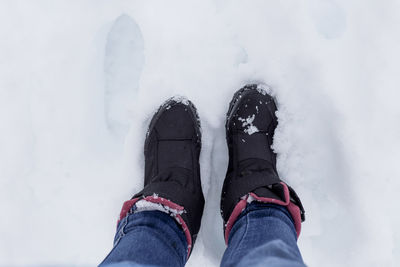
[1,0,400,266]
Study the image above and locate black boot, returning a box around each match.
[119,97,205,258]
[221,84,305,243]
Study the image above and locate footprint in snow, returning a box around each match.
[104,14,144,137]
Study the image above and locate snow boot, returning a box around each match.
[220,84,305,243]
[119,97,205,257]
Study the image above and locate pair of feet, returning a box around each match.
[119,84,305,258]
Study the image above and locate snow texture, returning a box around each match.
[1,1,400,266]
[135,199,184,216]
[238,115,259,135]
[171,95,191,106]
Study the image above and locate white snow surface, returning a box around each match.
[134,199,184,216]
[1,1,400,266]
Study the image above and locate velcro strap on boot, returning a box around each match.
[223,182,305,243]
[222,169,282,222]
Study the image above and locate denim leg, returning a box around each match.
[99,210,187,267]
[221,202,306,267]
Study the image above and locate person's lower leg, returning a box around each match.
[100,210,187,267]
[221,203,305,267]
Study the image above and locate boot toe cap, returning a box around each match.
[154,101,199,140]
[229,89,277,133]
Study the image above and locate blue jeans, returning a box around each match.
[99,203,305,267]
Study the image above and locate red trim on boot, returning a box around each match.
[286,201,302,238]
[118,196,193,258]
[224,182,302,244]
[224,198,248,243]
[118,198,140,223]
